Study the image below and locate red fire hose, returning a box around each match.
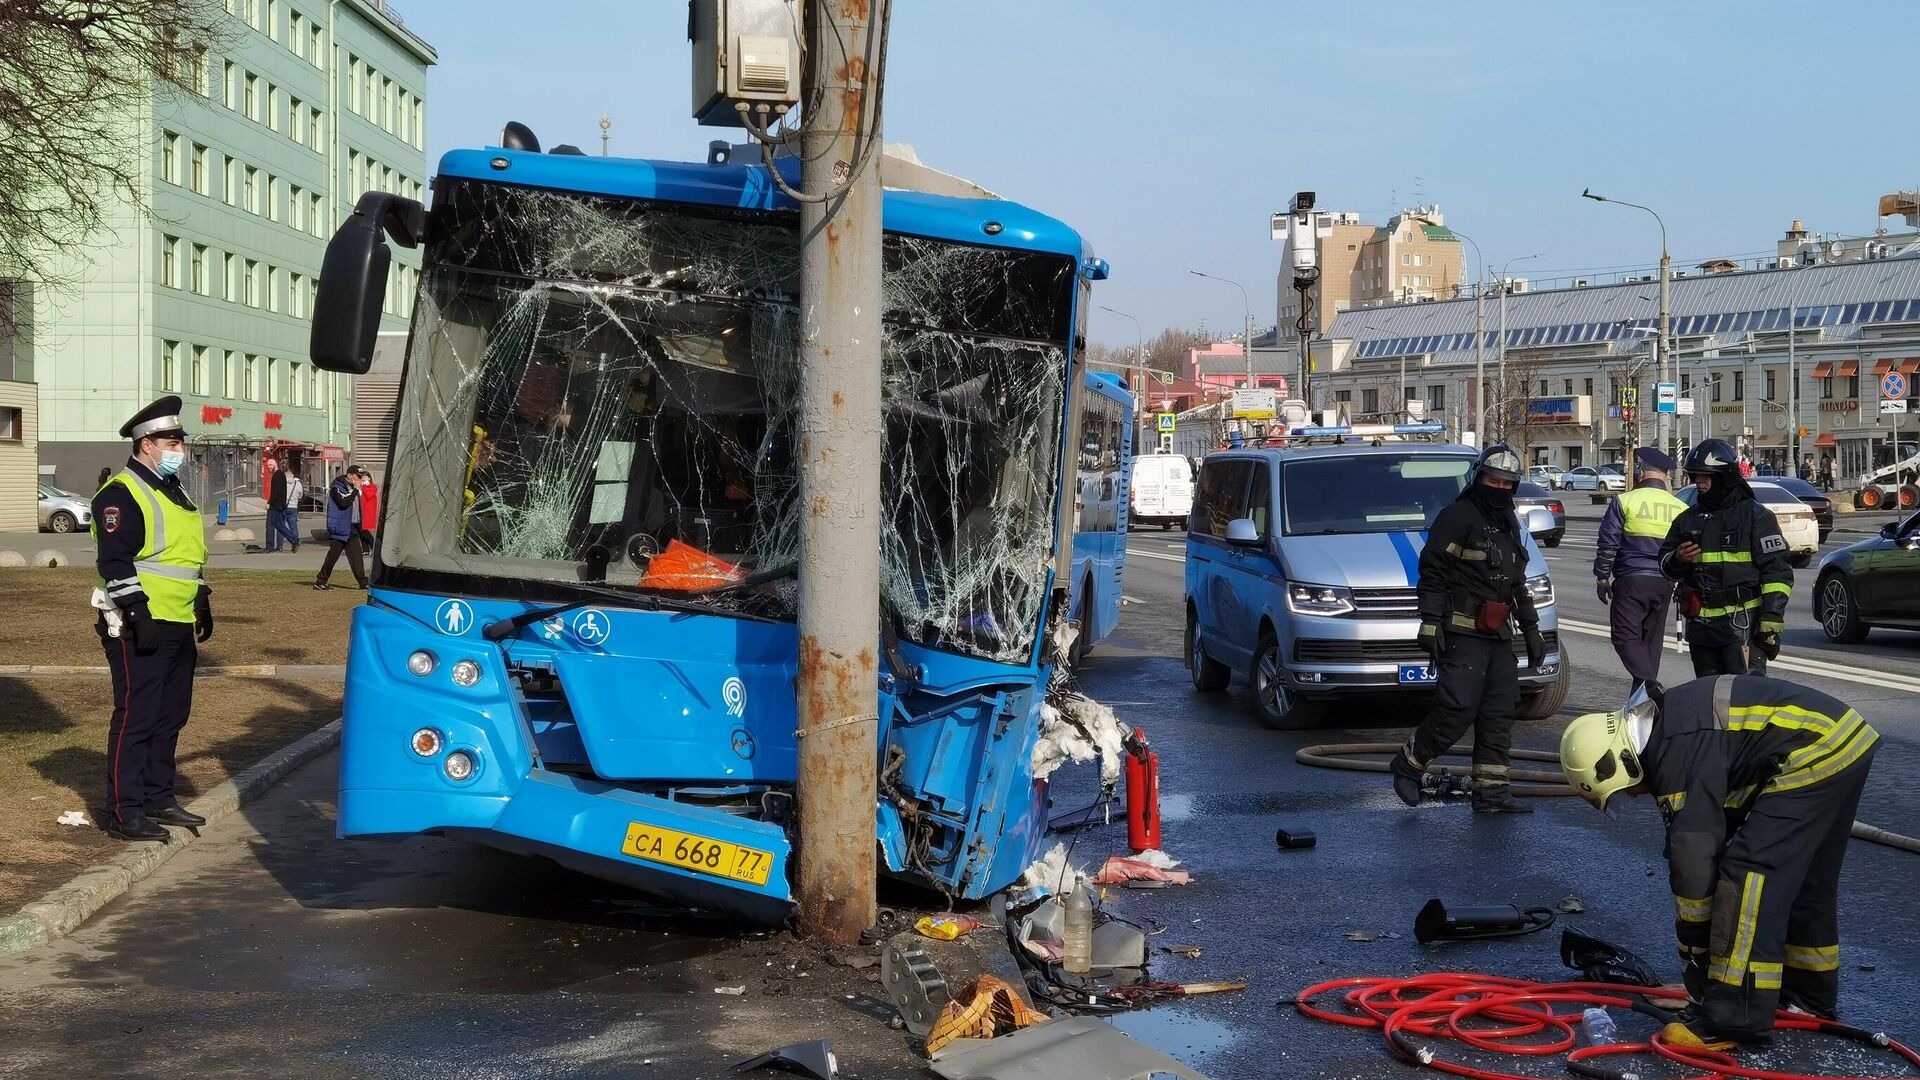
[1293,973,1920,1080]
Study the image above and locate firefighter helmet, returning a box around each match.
[1473,443,1524,485]
[1559,684,1657,811]
[1682,438,1740,482]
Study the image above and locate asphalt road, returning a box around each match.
[1,501,1915,1080]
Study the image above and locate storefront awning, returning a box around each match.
[1815,433,1837,449]
[1873,358,1895,375]
[1835,360,1859,377]
[1600,437,1624,450]
[1902,358,1920,375]
[1810,362,1833,378]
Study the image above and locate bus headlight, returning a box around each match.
[450,659,482,687]
[444,750,475,782]
[407,650,436,676]
[1286,582,1355,616]
[1526,574,1555,607]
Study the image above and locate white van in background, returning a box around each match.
[1130,453,1194,530]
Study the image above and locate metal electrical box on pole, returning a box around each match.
[689,0,803,127]
[793,0,886,945]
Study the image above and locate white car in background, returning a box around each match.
[1129,452,1194,530]
[1676,480,1823,568]
[37,484,92,533]
[1564,466,1627,502]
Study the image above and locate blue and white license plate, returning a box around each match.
[1398,664,1438,685]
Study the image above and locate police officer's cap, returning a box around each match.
[1632,447,1674,473]
[119,395,188,442]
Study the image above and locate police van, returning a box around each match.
[1129,452,1194,530]
[1183,428,1568,728]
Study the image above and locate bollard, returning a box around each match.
[217,498,229,525]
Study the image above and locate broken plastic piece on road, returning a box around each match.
[1091,856,1191,887]
[929,1015,1213,1079]
[1556,894,1586,914]
[1345,930,1378,943]
[1162,945,1202,959]
[732,1039,838,1080]
[1560,927,1662,987]
[1413,898,1556,943]
[714,985,746,995]
[1274,827,1317,849]
[925,974,1049,1057]
[56,810,92,827]
[915,914,983,941]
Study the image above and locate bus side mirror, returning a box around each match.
[310,192,427,374]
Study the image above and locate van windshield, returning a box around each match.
[1282,454,1475,535]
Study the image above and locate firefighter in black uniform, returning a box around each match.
[1390,444,1547,814]
[1659,439,1793,677]
[92,396,213,842]
[1560,676,1879,1049]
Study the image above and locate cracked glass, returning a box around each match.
[378,179,1076,663]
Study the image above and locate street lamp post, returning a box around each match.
[1190,269,1255,394]
[1583,188,1672,461]
[1099,304,1146,450]
[1495,254,1543,442]
[1448,229,1489,444]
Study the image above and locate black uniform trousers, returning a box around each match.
[101,619,197,823]
[1689,639,1767,678]
[1608,575,1672,689]
[1409,634,1518,778]
[1691,751,1874,1038]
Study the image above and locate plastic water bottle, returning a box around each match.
[1062,883,1093,974]
[1581,1007,1618,1046]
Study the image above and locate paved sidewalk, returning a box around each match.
[1,513,345,572]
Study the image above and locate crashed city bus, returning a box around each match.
[305,131,1120,921]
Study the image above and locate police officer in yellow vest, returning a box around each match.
[1593,448,1688,691]
[91,396,212,842]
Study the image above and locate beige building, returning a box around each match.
[1275,213,1371,343]
[0,282,35,531]
[1353,206,1463,306]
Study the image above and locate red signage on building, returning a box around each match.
[263,412,284,430]
[200,405,233,425]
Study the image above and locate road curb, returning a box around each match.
[0,719,342,958]
[0,663,343,679]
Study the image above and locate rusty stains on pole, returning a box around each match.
[794,0,886,946]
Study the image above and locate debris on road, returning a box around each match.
[1091,855,1191,887]
[1274,827,1317,849]
[1031,692,1131,785]
[56,810,91,827]
[1019,841,1088,895]
[928,1015,1213,1080]
[1556,894,1586,914]
[925,974,1048,1056]
[915,914,983,941]
[1344,930,1378,942]
[1161,945,1202,959]
[714,985,746,996]
[880,940,952,1037]
[732,1038,839,1079]
[1413,898,1556,943]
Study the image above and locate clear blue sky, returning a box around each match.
[400,1,1918,347]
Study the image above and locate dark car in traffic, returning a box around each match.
[1514,481,1566,547]
[1767,475,1834,543]
[1812,509,1920,643]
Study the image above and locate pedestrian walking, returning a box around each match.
[313,469,368,590]
[95,466,113,492]
[1593,448,1686,691]
[263,457,300,554]
[1560,675,1878,1049]
[1819,456,1835,492]
[1660,439,1793,677]
[286,468,305,547]
[91,396,211,843]
[1390,443,1547,814]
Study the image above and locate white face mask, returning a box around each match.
[156,449,186,477]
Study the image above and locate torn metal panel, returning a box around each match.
[929,1015,1212,1080]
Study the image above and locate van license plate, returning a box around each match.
[621,822,773,886]
[1398,664,1438,685]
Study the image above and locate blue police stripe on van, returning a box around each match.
[1387,531,1425,585]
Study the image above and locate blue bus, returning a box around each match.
[305,133,1111,920]
[1068,371,1132,661]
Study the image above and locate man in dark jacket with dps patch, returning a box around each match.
[1390,443,1547,814]
[1659,439,1793,677]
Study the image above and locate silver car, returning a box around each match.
[38,484,92,533]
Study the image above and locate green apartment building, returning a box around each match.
[28,0,434,505]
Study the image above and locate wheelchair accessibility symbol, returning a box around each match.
[571,608,612,646]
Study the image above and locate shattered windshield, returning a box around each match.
[379,179,1074,662]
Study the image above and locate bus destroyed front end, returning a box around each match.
[337,174,1101,920]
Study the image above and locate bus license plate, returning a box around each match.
[1398,664,1438,685]
[620,822,773,887]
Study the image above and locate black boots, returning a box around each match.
[149,802,207,828]
[1391,749,1425,806]
[106,814,169,842]
[1471,786,1534,814]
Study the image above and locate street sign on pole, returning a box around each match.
[1675,398,1696,416]
[1155,412,1177,433]
[1158,370,1174,386]
[1882,398,1909,414]
[1622,387,1639,407]
[1883,371,1908,399]
[1655,382,1677,413]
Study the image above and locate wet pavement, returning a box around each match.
[2,504,1917,1079]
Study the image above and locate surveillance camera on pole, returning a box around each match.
[1286,191,1319,409]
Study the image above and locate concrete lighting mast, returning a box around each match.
[1583,189,1672,460]
[1098,304,1147,447]
[1446,228,1488,444]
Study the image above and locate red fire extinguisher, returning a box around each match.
[1125,726,1160,852]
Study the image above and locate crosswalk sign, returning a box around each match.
[1155,413,1176,433]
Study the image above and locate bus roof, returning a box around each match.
[437,148,1094,264]
[1086,370,1130,398]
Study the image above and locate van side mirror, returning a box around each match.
[310,192,427,374]
[1225,518,1260,544]
[1880,522,1898,540]
[1524,507,1555,535]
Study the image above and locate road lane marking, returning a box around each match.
[1121,595,1144,604]
[1127,548,1186,563]
[1555,616,1920,695]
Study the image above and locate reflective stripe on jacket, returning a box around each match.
[1594,480,1687,580]
[95,469,208,623]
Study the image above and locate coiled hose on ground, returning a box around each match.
[1295,743,1920,855]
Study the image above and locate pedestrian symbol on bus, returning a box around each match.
[1883,371,1908,400]
[572,608,612,646]
[434,599,474,636]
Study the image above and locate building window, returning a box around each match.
[268,85,281,131]
[162,132,180,184]
[191,345,208,395]
[290,184,305,231]
[291,98,305,143]
[244,259,259,306]
[290,11,304,56]
[1731,371,1744,400]
[308,366,320,408]
[221,350,236,398]
[1563,379,1573,396]
[193,50,210,97]
[266,357,280,403]
[244,166,259,213]
[222,59,237,109]
[1766,369,1777,401]
[310,193,325,236]
[1710,376,1722,403]
[267,175,281,221]
[223,253,237,300]
[1538,379,1548,397]
[267,0,279,40]
[348,56,360,112]
[311,25,324,64]
[224,157,238,205]
[244,354,258,401]
[191,244,207,294]
[1361,388,1378,413]
[161,340,179,391]
[289,272,304,318]
[289,360,305,406]
[267,266,282,313]
[1429,384,1448,410]
[191,144,207,194]
[413,98,425,148]
[1847,374,1859,398]
[245,0,259,28]
[162,236,181,288]
[364,67,376,118]
[1584,378,1593,397]
[245,73,258,120]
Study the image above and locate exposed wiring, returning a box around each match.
[737,0,892,205]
